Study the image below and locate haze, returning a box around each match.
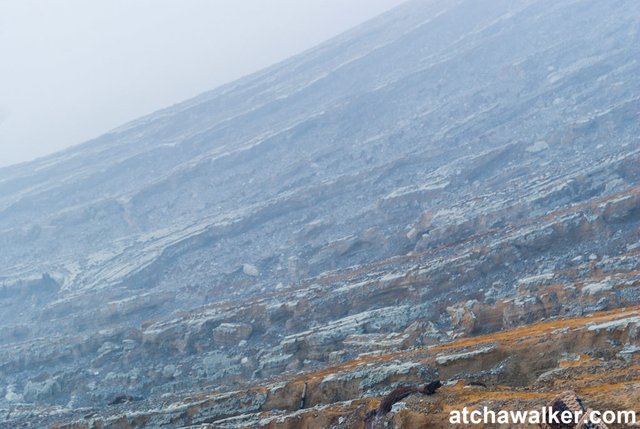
[0,0,403,168]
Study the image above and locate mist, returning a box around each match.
[2,0,639,424]
[0,0,403,168]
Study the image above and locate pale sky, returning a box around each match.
[0,0,404,168]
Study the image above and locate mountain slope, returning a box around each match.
[0,0,639,427]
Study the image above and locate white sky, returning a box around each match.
[0,0,403,167]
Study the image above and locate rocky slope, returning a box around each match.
[41,307,640,428]
[0,0,639,427]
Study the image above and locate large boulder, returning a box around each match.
[213,323,253,346]
[23,377,62,403]
[447,300,478,335]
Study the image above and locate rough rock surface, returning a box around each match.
[0,0,639,427]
